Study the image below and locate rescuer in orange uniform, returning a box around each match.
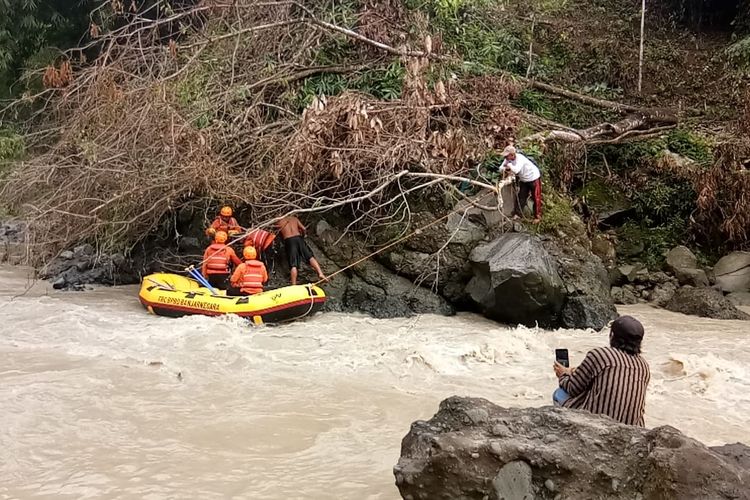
[201,231,242,289]
[206,206,243,239]
[230,246,269,296]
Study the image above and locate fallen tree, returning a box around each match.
[0,0,688,266]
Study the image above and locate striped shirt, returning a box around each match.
[558,346,650,426]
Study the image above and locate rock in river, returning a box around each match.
[465,233,565,327]
[466,233,617,329]
[714,251,750,293]
[665,287,750,320]
[394,396,750,500]
[665,245,709,287]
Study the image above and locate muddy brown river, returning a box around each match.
[1,265,748,499]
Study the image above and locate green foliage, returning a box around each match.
[578,179,630,212]
[631,178,695,224]
[293,62,405,110]
[175,67,214,129]
[532,181,574,234]
[0,128,24,160]
[515,89,554,119]
[321,0,358,28]
[295,73,349,109]
[355,62,406,100]
[666,128,713,165]
[407,0,524,73]
[314,37,356,66]
[591,139,667,172]
[617,220,688,269]
[619,177,695,267]
[0,0,94,97]
[514,89,618,128]
[0,129,24,180]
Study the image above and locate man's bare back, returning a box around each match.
[275,215,326,284]
[276,216,305,240]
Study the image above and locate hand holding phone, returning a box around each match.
[555,348,569,368]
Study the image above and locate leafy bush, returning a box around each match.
[536,188,574,234]
[666,128,713,165]
[515,89,554,119]
[355,62,406,100]
[175,66,214,129]
[617,219,689,269]
[0,129,24,162]
[407,0,524,73]
[632,178,694,224]
[591,139,667,172]
[294,62,405,110]
[727,36,750,69]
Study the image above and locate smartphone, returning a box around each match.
[555,348,569,368]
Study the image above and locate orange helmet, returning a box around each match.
[214,231,228,244]
[243,246,257,260]
[220,206,233,217]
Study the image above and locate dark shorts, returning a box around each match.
[207,273,229,290]
[284,235,314,269]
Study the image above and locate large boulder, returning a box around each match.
[665,287,750,320]
[727,291,750,307]
[714,251,750,293]
[394,396,750,500]
[465,233,565,327]
[610,285,638,305]
[665,246,709,287]
[309,219,455,317]
[665,245,698,271]
[541,237,617,329]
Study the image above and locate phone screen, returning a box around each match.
[555,348,569,368]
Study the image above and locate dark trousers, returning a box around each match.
[513,179,543,218]
[207,273,229,290]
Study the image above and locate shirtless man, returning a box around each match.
[276,215,326,285]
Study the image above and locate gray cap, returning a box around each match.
[611,315,644,339]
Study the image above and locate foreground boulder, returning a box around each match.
[394,396,750,500]
[714,251,750,293]
[665,287,750,320]
[466,233,565,327]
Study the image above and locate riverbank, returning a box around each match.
[3,0,750,329]
[1,265,748,498]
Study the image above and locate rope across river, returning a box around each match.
[194,175,514,288]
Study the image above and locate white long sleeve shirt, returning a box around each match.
[501,152,541,183]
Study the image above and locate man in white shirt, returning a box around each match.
[500,145,542,224]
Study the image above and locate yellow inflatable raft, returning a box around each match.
[139,273,326,324]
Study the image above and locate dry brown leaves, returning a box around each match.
[694,141,750,248]
[355,0,411,55]
[280,58,519,200]
[2,66,239,262]
[4,0,522,263]
[42,61,73,89]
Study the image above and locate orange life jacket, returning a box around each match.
[204,243,231,274]
[237,260,267,294]
[211,216,240,233]
[244,228,276,251]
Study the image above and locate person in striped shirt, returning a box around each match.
[552,315,651,426]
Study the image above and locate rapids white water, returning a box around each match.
[1,265,749,499]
